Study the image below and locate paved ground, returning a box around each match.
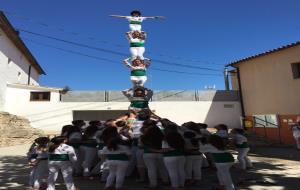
[0,144,299,190]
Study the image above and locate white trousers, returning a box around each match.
[237,148,252,170]
[215,163,235,190]
[29,167,37,187]
[80,146,97,177]
[185,155,202,180]
[73,148,82,175]
[295,136,300,149]
[126,147,137,177]
[105,160,129,189]
[143,153,169,187]
[130,47,145,59]
[32,160,48,188]
[130,76,147,87]
[47,162,75,190]
[129,24,142,31]
[164,156,186,188]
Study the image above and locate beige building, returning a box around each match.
[227,41,300,144]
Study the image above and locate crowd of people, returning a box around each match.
[27,110,253,190]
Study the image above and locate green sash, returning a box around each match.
[49,154,69,161]
[130,21,142,25]
[163,149,185,157]
[211,152,234,163]
[130,42,144,47]
[131,69,146,76]
[130,101,149,109]
[106,154,129,161]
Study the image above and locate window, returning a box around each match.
[291,62,300,79]
[30,92,51,101]
[253,114,278,128]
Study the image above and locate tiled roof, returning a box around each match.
[227,41,300,67]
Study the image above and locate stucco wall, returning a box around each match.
[0,28,39,110]
[5,87,242,133]
[237,45,300,115]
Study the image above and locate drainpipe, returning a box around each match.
[233,66,246,128]
[27,65,32,85]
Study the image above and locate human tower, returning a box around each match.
[110,10,164,111]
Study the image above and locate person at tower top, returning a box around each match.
[123,56,151,87]
[110,10,165,31]
[122,87,153,111]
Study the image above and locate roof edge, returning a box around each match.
[226,41,300,67]
[0,11,46,74]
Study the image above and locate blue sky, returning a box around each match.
[1,0,300,90]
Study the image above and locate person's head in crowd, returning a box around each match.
[107,137,121,151]
[34,137,50,149]
[231,128,245,136]
[72,120,85,128]
[101,127,120,145]
[160,118,176,129]
[61,125,73,136]
[197,123,208,129]
[83,125,99,139]
[66,125,82,138]
[164,123,178,134]
[89,120,102,127]
[143,119,157,128]
[165,130,185,150]
[49,136,67,152]
[104,119,116,128]
[141,125,164,149]
[129,110,137,118]
[209,135,226,150]
[215,124,228,131]
[182,121,201,134]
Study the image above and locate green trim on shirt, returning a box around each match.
[130,21,142,25]
[163,149,185,157]
[106,154,129,161]
[49,154,69,161]
[211,152,234,163]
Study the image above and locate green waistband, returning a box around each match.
[131,69,146,76]
[106,154,129,161]
[236,142,249,148]
[211,152,234,163]
[163,149,185,157]
[130,42,144,47]
[49,154,69,161]
[130,101,149,109]
[130,21,142,25]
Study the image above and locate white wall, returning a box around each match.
[0,28,39,110]
[5,86,242,133]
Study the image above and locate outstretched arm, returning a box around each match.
[143,16,165,20]
[109,15,129,19]
[144,58,151,68]
[122,88,133,98]
[145,88,153,100]
[123,58,134,69]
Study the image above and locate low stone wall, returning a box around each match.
[0,112,44,147]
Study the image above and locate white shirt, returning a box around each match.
[131,120,144,138]
[126,16,146,23]
[100,145,132,156]
[292,126,300,138]
[50,144,77,163]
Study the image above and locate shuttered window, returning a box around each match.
[291,62,300,79]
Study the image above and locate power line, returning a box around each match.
[22,37,223,77]
[19,28,222,72]
[1,9,224,66]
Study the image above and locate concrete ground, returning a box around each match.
[0,144,299,190]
